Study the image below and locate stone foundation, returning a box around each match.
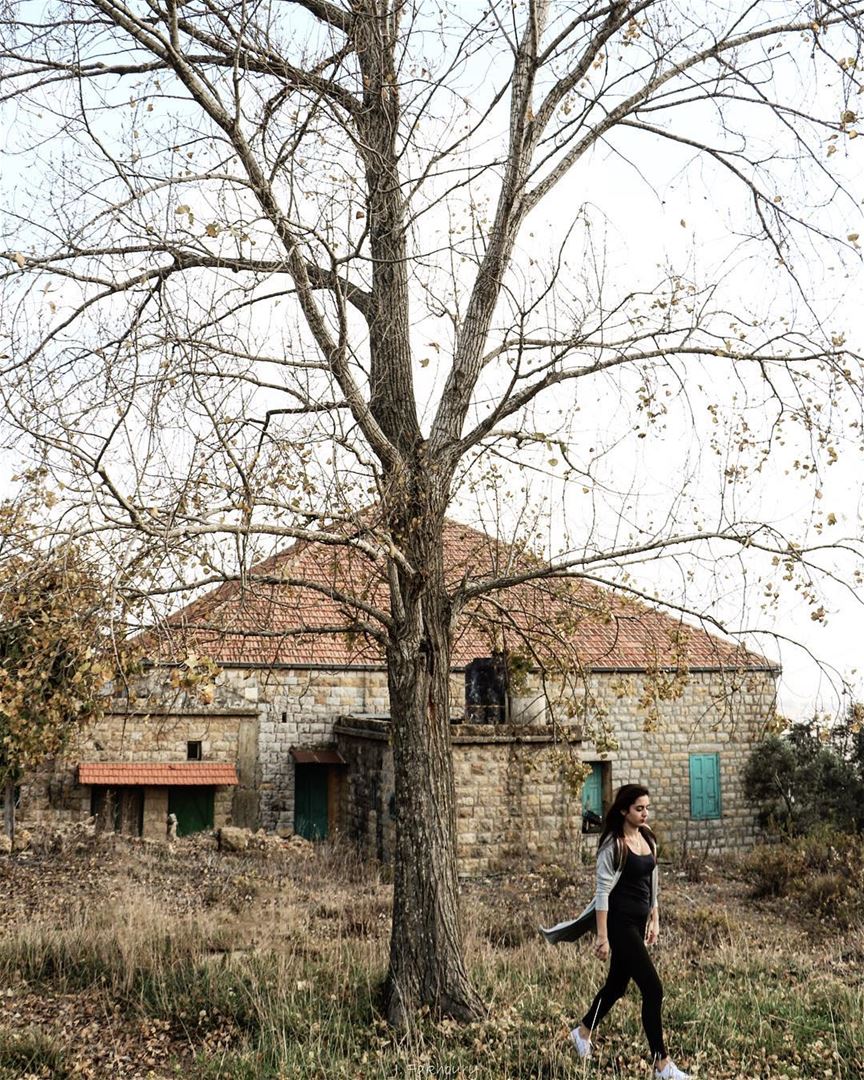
[335,717,582,875]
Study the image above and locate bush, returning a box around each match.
[743,843,803,899]
[664,905,733,951]
[0,1028,69,1079]
[744,720,864,835]
[743,831,864,926]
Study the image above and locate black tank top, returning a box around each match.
[609,850,654,916]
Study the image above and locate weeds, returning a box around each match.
[1,837,863,1077]
[743,830,864,925]
[0,1027,68,1079]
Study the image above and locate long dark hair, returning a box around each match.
[597,783,653,853]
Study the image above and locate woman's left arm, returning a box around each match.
[645,860,660,944]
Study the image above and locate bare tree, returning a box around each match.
[2,0,864,1024]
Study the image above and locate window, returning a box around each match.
[464,656,508,723]
[186,740,203,761]
[689,753,722,819]
[581,762,606,832]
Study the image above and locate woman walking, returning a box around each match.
[542,783,689,1079]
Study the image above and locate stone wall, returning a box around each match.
[251,668,389,832]
[334,718,395,863]
[335,717,582,875]
[18,694,258,834]
[228,666,547,835]
[18,659,776,864]
[322,665,775,865]
[16,665,389,837]
[142,788,169,840]
[451,726,581,874]
[575,668,777,855]
[18,758,90,828]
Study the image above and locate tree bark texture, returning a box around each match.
[353,6,421,455]
[383,497,484,1026]
[350,11,481,1020]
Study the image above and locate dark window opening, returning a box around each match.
[187,740,203,761]
[464,656,509,723]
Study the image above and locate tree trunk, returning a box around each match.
[383,517,485,1028]
[3,776,15,842]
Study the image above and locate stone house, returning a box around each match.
[17,522,778,872]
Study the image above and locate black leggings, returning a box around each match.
[581,909,666,1060]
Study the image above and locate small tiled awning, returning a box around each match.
[290,747,346,766]
[78,762,239,786]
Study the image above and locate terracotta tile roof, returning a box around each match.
[77,762,238,786]
[147,520,773,673]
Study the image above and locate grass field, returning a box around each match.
[1,832,861,1079]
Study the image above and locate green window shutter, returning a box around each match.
[581,764,603,816]
[689,754,721,820]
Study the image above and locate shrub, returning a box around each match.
[665,905,733,951]
[743,830,864,926]
[744,842,805,898]
[744,722,864,835]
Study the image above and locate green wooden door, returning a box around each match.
[168,787,214,836]
[581,763,603,817]
[294,765,328,840]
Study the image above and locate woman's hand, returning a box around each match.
[594,936,610,960]
[645,920,659,946]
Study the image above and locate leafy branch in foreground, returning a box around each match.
[0,507,131,838]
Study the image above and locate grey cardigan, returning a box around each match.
[539,833,659,944]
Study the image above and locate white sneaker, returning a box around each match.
[656,1062,690,1080]
[569,1027,592,1060]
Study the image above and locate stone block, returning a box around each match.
[218,826,250,851]
[12,828,32,852]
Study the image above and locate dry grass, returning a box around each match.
[0,835,862,1078]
